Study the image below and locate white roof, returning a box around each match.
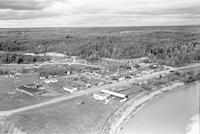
[101,89,126,98]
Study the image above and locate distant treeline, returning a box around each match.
[0,53,50,64]
[0,28,200,66]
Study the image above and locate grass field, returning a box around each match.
[8,95,118,134]
[6,85,144,134]
[0,73,52,111]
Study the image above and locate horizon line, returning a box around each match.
[0,24,199,29]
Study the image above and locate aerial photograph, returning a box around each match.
[0,0,199,134]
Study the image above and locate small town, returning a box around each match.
[0,51,199,134]
[0,2,199,133]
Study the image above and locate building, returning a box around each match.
[63,86,78,93]
[44,79,51,84]
[16,84,46,96]
[40,76,46,80]
[101,89,126,98]
[93,92,110,100]
[43,79,58,84]
[112,76,126,81]
[118,76,125,81]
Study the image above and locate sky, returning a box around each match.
[0,0,199,28]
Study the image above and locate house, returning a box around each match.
[93,92,110,100]
[63,86,78,93]
[16,84,46,96]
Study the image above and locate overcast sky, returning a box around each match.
[0,0,199,28]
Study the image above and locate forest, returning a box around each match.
[0,26,200,66]
[0,53,50,64]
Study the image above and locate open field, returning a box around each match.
[7,96,117,134]
[6,84,144,134]
[0,73,54,111]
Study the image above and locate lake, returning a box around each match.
[120,82,199,134]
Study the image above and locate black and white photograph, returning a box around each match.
[0,0,199,134]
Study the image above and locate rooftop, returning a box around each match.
[17,85,41,93]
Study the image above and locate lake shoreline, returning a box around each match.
[100,81,186,134]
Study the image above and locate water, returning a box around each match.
[120,82,200,134]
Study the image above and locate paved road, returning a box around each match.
[0,63,199,117]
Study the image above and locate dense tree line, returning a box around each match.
[0,53,50,64]
[146,39,200,66]
[0,27,200,66]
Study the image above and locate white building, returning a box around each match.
[101,89,126,98]
[43,79,58,84]
[118,76,125,81]
[44,79,51,84]
[40,76,46,80]
[63,86,78,93]
[93,92,110,100]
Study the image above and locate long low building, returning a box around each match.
[16,84,46,96]
[93,92,110,100]
[100,89,127,98]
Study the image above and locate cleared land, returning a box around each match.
[0,73,52,111]
[6,85,144,134]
